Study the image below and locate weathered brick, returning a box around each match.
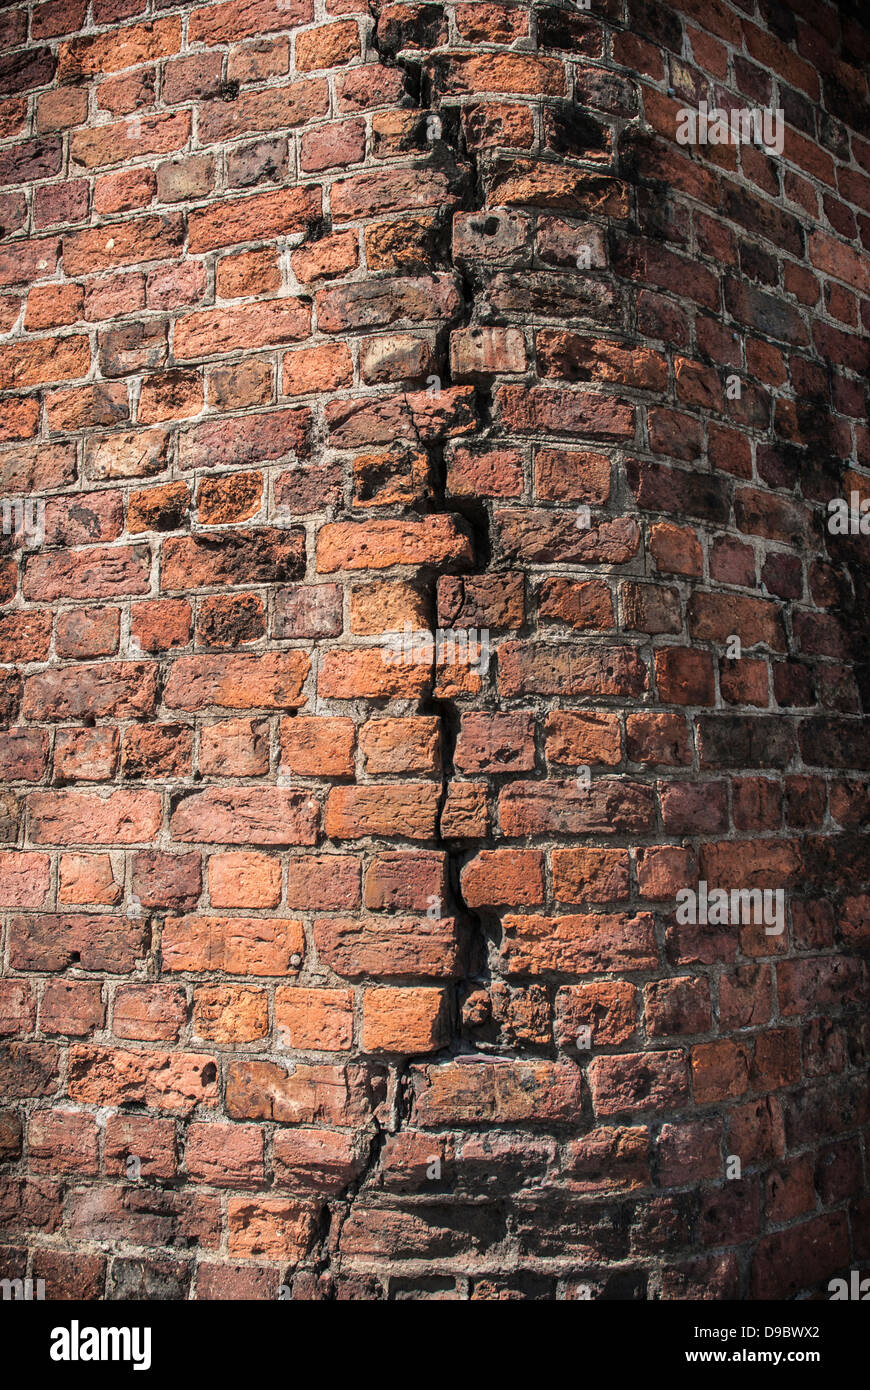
[28,792,162,846]
[171,789,319,846]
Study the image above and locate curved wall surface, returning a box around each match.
[0,0,869,1300]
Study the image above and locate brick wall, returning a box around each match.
[1,0,869,1301]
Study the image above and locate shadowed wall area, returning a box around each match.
[0,0,869,1301]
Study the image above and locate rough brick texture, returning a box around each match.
[1,0,869,1303]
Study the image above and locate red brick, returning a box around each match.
[461,850,544,908]
[361,988,448,1054]
[163,916,304,976]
